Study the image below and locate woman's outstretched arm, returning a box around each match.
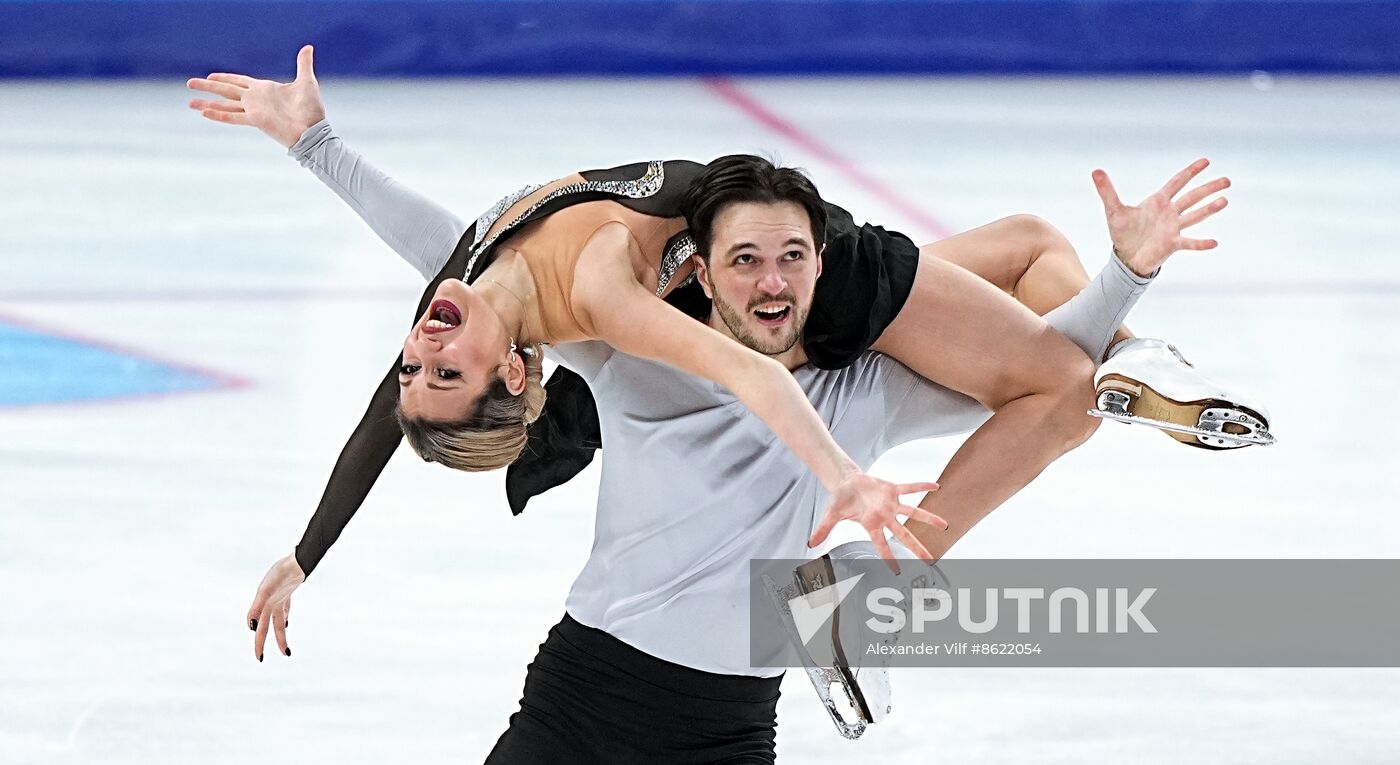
[188,44,466,280]
[286,120,466,280]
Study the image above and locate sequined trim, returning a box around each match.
[465,161,667,281]
[656,233,697,296]
[472,184,542,250]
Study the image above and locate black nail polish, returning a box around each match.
[258,653,264,663]
[284,647,292,657]
[250,618,258,631]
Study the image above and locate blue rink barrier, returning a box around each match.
[2,0,1398,77]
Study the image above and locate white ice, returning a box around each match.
[1,75,1398,764]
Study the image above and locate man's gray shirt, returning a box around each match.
[553,342,988,676]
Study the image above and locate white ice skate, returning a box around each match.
[764,541,947,739]
[1089,338,1275,449]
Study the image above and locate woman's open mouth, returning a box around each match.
[752,304,792,328]
[423,299,463,334]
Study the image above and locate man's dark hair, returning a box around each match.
[682,154,828,261]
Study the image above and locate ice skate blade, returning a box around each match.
[1089,407,1275,447]
[1090,383,1274,449]
[762,574,869,740]
[793,557,884,725]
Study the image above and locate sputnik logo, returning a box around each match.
[787,573,866,645]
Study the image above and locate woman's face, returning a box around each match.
[398,279,512,420]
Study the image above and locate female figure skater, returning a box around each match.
[186,47,1231,659]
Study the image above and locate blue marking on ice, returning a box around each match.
[0,320,224,406]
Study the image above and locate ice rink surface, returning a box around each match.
[2,74,1399,763]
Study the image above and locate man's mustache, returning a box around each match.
[747,293,798,310]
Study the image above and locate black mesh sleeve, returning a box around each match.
[290,225,477,578]
[293,354,405,578]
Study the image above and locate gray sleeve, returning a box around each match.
[288,119,467,281]
[826,353,987,466]
[870,359,989,454]
[1040,250,1155,363]
[875,252,1156,452]
[544,341,616,383]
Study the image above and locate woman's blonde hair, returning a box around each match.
[394,344,546,471]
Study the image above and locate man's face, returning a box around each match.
[696,200,822,357]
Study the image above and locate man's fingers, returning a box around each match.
[296,45,316,82]
[1091,169,1123,213]
[896,481,939,495]
[1179,237,1219,251]
[893,525,933,562]
[905,506,949,531]
[1174,176,1230,213]
[1160,158,1210,199]
[201,109,254,126]
[207,72,257,87]
[1180,197,1228,229]
[188,98,243,114]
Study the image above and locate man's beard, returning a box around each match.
[712,289,810,356]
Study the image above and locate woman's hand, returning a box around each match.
[187,44,327,149]
[246,553,306,662]
[1092,158,1230,277]
[809,473,946,572]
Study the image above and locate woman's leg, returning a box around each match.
[869,254,1100,561]
[926,213,1133,352]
